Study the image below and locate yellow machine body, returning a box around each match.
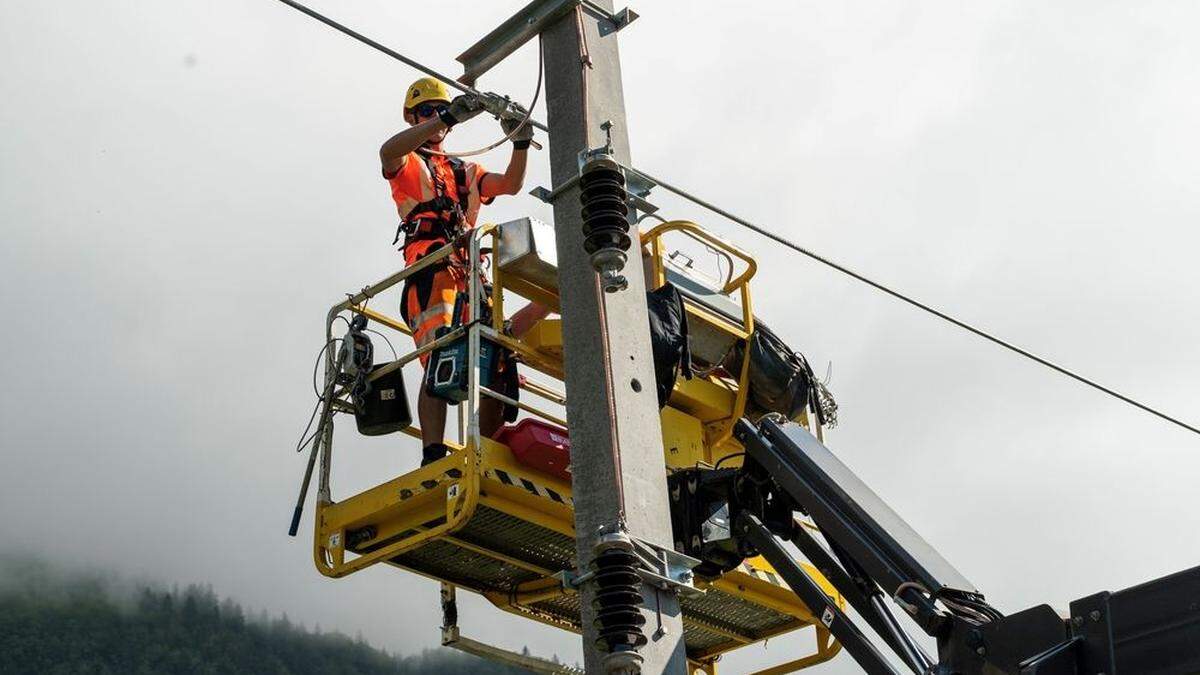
[310,221,843,672]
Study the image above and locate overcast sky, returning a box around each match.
[3,1,1198,672]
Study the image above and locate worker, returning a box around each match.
[381,77,546,467]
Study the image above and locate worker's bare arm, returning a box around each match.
[380,118,447,176]
[479,146,528,197]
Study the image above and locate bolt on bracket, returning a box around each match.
[580,1,639,36]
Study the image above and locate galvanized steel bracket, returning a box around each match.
[629,537,703,597]
[553,531,702,598]
[457,0,639,87]
[585,3,639,37]
[623,168,659,216]
[531,128,658,215]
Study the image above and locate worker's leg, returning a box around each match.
[478,398,505,438]
[402,264,463,466]
[421,382,503,453]
[475,300,547,438]
[417,385,449,465]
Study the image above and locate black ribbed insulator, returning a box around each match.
[579,159,632,292]
[579,164,631,256]
[591,547,647,653]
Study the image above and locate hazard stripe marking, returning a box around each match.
[486,469,574,507]
[520,477,538,493]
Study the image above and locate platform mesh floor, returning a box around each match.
[456,505,575,572]
[390,505,805,653]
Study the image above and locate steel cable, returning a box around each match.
[270,0,1199,438]
[423,39,543,159]
[271,0,548,132]
[626,166,1200,438]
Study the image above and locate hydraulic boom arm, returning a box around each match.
[671,418,1200,674]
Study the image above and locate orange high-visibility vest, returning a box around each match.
[385,151,491,265]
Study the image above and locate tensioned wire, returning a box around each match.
[270,0,1200,438]
[273,0,546,159]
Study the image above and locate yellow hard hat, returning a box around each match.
[405,77,451,110]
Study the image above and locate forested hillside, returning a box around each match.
[0,555,546,674]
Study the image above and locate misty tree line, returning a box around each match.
[0,556,545,674]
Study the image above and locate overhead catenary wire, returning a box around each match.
[271,0,548,133]
[271,0,1199,439]
[626,166,1200,438]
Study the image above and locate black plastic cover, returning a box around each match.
[355,362,412,436]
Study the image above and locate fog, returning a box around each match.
[2,1,1198,672]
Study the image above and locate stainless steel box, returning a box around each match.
[496,217,560,291]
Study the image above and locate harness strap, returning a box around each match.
[450,158,470,219]
[402,195,457,223]
[393,154,473,248]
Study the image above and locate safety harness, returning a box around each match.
[392,152,472,253]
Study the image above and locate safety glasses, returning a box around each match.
[414,102,448,119]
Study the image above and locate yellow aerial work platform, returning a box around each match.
[306,219,842,674]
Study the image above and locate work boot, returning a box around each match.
[421,443,449,467]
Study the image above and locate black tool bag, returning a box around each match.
[354,363,412,436]
[725,321,826,425]
[647,283,693,408]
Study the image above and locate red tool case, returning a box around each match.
[494,418,572,482]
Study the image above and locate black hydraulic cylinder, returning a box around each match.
[723,418,1200,675]
[789,520,932,674]
[735,418,973,634]
[736,512,902,675]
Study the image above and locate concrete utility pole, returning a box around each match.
[456,1,687,671]
[540,5,688,674]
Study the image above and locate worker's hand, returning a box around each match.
[501,116,535,150]
[438,94,485,128]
